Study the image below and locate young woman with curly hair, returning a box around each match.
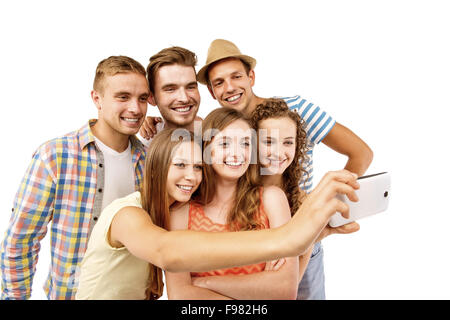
[251,99,309,214]
[251,98,314,294]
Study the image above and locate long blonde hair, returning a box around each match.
[200,108,264,231]
[140,128,201,299]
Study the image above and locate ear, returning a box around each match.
[91,90,102,111]
[148,91,157,106]
[207,85,217,100]
[248,69,256,87]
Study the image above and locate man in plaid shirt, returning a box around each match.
[0,56,149,300]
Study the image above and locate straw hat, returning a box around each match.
[197,39,256,85]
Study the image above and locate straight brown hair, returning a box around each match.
[140,128,201,299]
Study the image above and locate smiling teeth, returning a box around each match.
[226,94,240,102]
[269,159,286,165]
[174,106,191,112]
[225,161,242,166]
[177,185,193,191]
[123,118,139,122]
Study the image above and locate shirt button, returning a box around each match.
[98,188,102,193]
[93,216,98,221]
[99,163,103,168]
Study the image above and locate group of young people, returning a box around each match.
[0,39,373,300]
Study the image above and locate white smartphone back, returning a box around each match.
[328,172,391,227]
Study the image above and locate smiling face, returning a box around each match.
[150,64,200,129]
[166,141,203,204]
[207,58,256,116]
[92,72,149,137]
[258,117,297,176]
[208,119,252,182]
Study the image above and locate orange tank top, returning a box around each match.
[189,188,270,277]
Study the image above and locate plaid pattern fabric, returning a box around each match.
[0,120,145,300]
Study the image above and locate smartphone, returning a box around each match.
[328,172,391,227]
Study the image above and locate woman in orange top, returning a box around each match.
[166,107,300,300]
[181,99,316,299]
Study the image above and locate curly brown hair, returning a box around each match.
[250,99,309,216]
[200,107,264,231]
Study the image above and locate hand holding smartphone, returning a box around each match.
[328,172,391,227]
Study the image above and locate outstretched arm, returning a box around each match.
[164,203,231,300]
[190,186,299,300]
[322,122,373,176]
[110,170,361,273]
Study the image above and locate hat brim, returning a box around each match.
[197,54,256,85]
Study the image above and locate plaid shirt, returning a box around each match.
[0,120,146,300]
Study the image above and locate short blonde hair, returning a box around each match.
[93,55,147,93]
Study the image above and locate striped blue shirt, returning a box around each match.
[279,95,335,194]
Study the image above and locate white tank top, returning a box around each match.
[76,192,150,300]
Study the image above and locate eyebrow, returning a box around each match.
[211,71,243,83]
[161,83,178,90]
[220,135,251,140]
[173,158,202,165]
[173,157,201,162]
[114,91,131,96]
[218,136,231,142]
[211,76,224,84]
[114,91,149,97]
[161,81,198,89]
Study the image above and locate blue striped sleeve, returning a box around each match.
[282,95,335,145]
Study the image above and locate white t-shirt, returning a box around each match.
[94,137,135,212]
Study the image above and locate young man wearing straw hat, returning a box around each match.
[196,39,374,300]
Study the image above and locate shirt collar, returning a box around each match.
[78,119,146,155]
[78,119,97,150]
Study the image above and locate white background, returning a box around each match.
[1,0,449,300]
